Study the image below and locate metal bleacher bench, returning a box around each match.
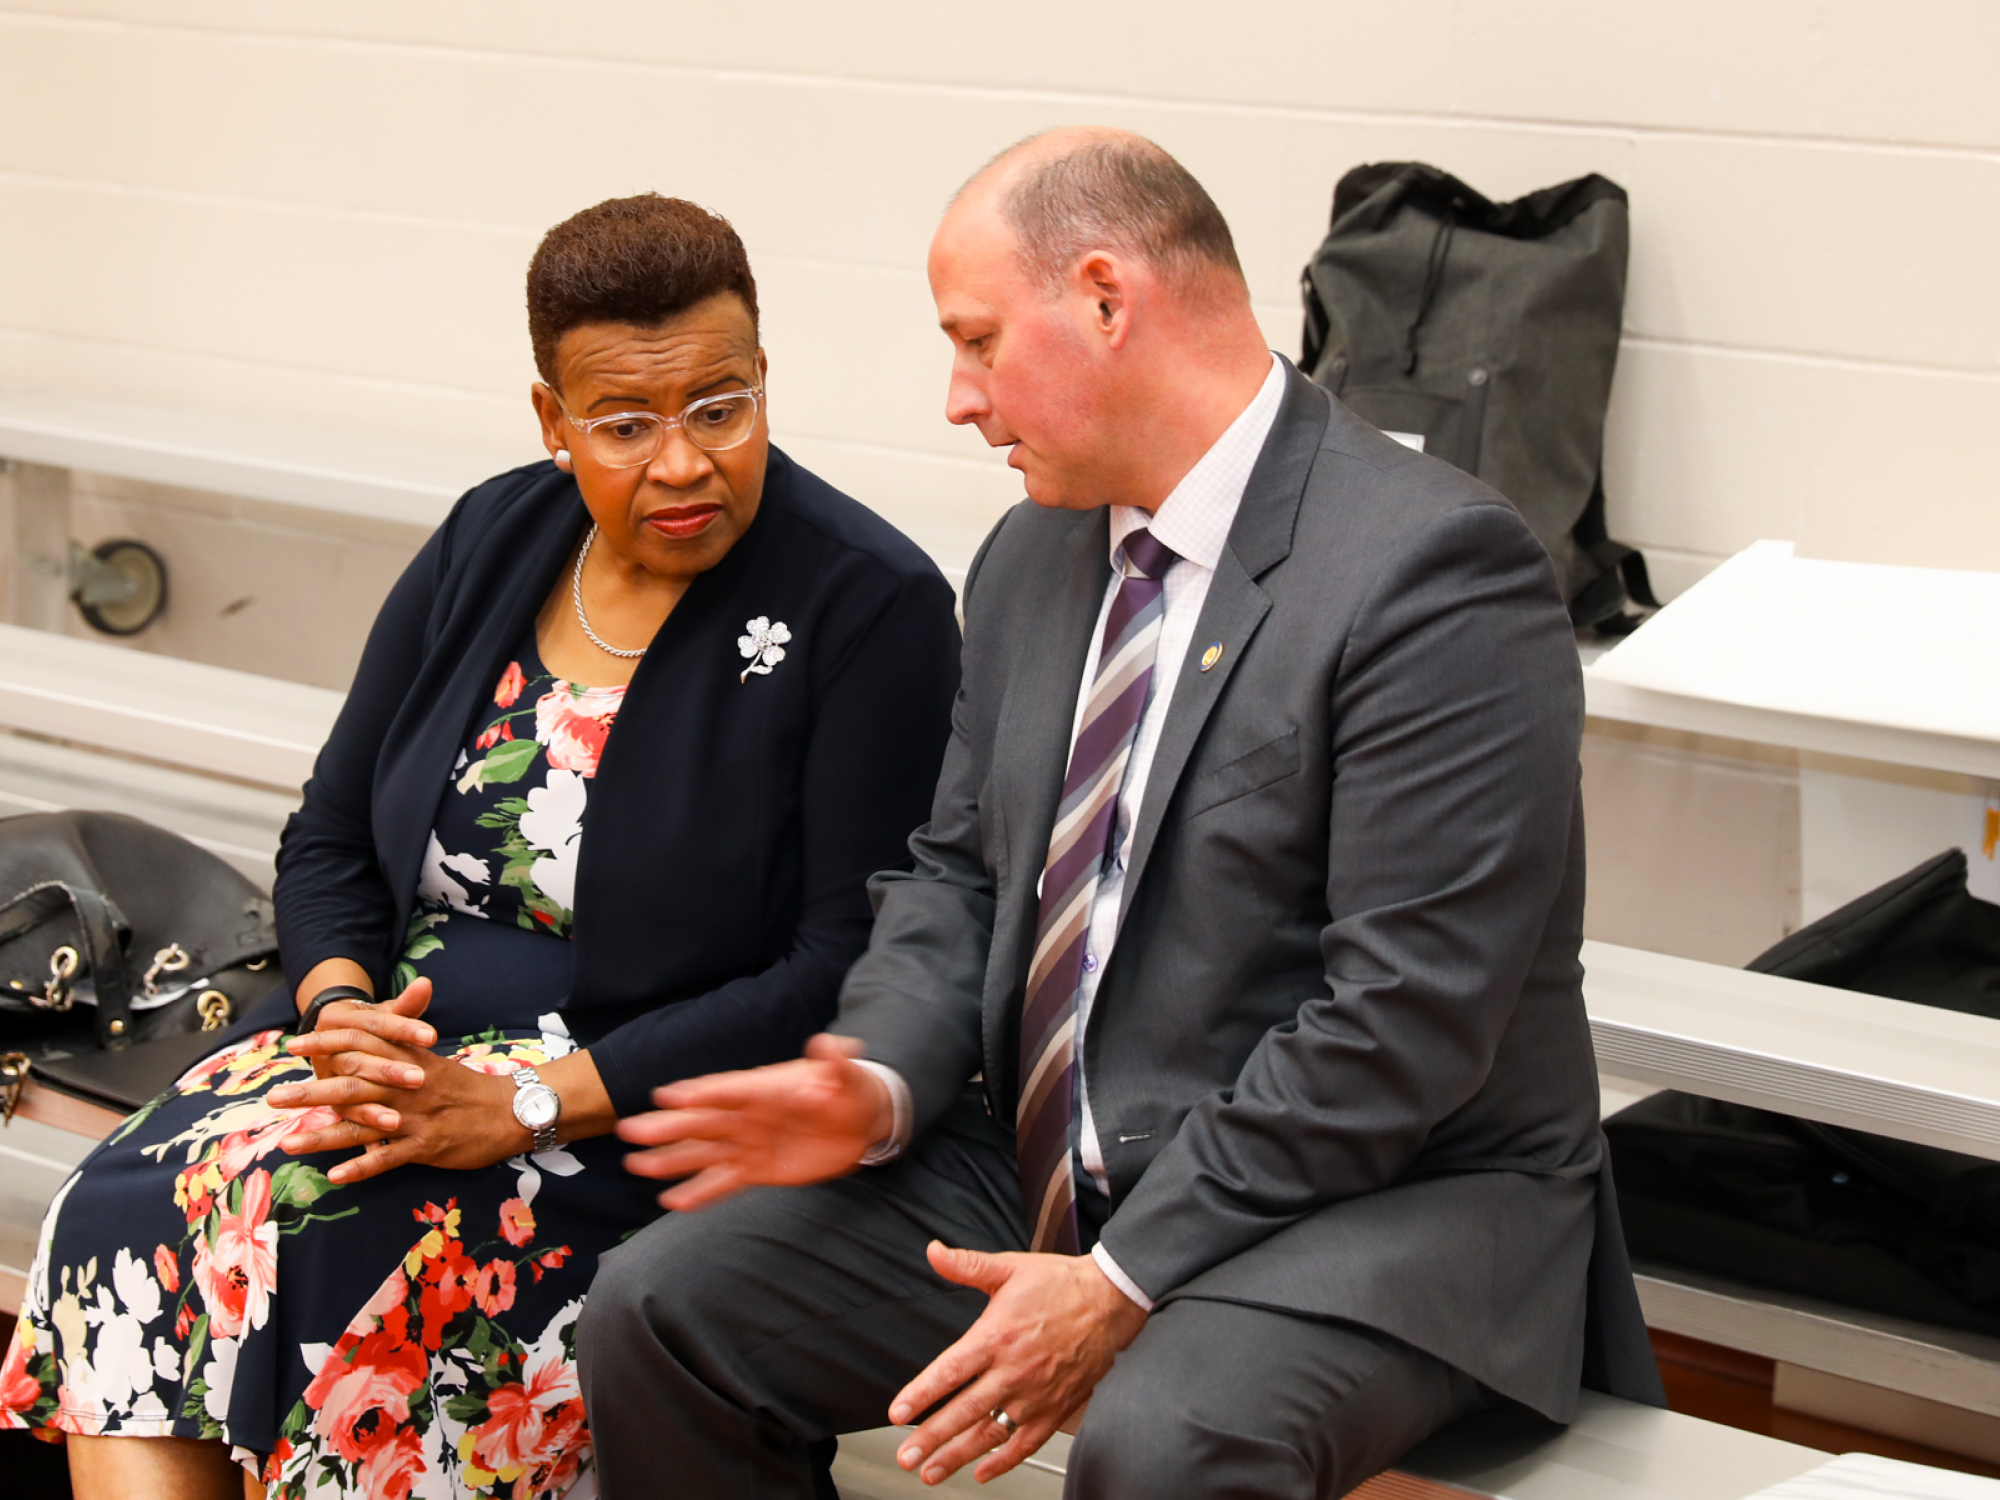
[4,647,1994,1497]
[0,389,478,528]
[3,413,1998,1493]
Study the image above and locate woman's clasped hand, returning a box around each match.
[270,979,533,1183]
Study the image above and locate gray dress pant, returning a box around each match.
[579,1096,1486,1499]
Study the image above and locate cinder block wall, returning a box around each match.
[3,1,1997,604]
[1,3,1991,959]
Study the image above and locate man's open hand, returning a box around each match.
[888,1242,1148,1486]
[618,1033,895,1211]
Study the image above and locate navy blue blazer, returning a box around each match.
[266,448,961,1115]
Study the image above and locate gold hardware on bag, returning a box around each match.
[42,945,79,1010]
[107,1017,126,1037]
[142,942,192,996]
[245,957,269,972]
[197,990,232,1031]
[0,1051,28,1124]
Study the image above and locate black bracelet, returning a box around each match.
[294,984,377,1035]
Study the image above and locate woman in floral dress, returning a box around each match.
[0,193,960,1499]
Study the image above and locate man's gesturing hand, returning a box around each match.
[888,1242,1148,1486]
[618,1034,894,1211]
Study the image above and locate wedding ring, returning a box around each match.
[991,1409,1018,1436]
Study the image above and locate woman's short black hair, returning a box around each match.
[526,194,759,385]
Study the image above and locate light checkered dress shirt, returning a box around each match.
[866,354,1288,1309]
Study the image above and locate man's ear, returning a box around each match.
[1076,252,1132,350]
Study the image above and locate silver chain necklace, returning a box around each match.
[571,525,647,659]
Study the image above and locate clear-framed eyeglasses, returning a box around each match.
[561,386,764,467]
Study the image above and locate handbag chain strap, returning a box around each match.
[0,1051,28,1124]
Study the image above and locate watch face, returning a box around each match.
[514,1086,559,1130]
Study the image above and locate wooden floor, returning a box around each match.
[1651,1328,2000,1479]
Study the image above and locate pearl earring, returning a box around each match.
[555,449,572,468]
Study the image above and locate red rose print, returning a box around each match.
[530,1244,572,1283]
[473,1259,516,1318]
[218,1104,339,1183]
[356,1422,426,1500]
[305,1326,426,1465]
[473,1380,544,1474]
[260,1436,294,1490]
[494,660,527,709]
[498,1197,535,1248]
[0,1331,39,1414]
[533,685,623,778]
[191,1168,279,1339]
[153,1243,180,1294]
[472,1344,578,1477]
[417,1248,477,1351]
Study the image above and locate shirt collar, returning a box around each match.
[1109,353,1286,575]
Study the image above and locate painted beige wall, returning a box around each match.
[3,0,1997,606]
[0,3,1986,958]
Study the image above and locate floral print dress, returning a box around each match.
[1,641,663,1499]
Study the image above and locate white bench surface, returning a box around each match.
[831,1395,1832,1499]
[1585,938,2000,1162]
[0,725,295,886]
[1584,541,2000,779]
[0,621,339,792]
[0,388,490,528]
[1638,1259,2000,1422]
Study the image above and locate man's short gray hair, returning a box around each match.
[976,133,1246,296]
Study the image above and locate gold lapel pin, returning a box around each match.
[1199,642,1224,672]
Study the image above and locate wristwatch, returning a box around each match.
[511,1066,561,1153]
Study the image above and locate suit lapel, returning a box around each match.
[1116,367,1332,925]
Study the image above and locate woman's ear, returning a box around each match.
[530,381,571,468]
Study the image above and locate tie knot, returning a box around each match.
[1120,528,1178,582]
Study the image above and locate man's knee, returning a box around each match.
[1066,1301,1478,1500]
[579,1212,730,1379]
[1068,1351,1310,1500]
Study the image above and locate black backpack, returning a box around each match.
[1302,161,1656,631]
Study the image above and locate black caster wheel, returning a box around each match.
[74,538,169,636]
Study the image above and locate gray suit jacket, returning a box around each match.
[834,361,1661,1419]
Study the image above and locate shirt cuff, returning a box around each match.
[1090,1242,1155,1312]
[853,1060,913,1166]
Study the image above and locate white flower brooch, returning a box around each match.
[738,616,792,681]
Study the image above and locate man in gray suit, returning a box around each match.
[579,127,1661,1498]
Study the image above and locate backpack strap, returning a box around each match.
[1568,468,1660,631]
[1402,211,1457,375]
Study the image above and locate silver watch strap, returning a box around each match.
[512,1065,560,1153]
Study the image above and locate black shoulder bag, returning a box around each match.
[0,809,287,1118]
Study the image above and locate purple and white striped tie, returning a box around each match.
[1017,528,1178,1254]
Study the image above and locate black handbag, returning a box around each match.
[1608,849,2000,1332]
[0,809,288,1117]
